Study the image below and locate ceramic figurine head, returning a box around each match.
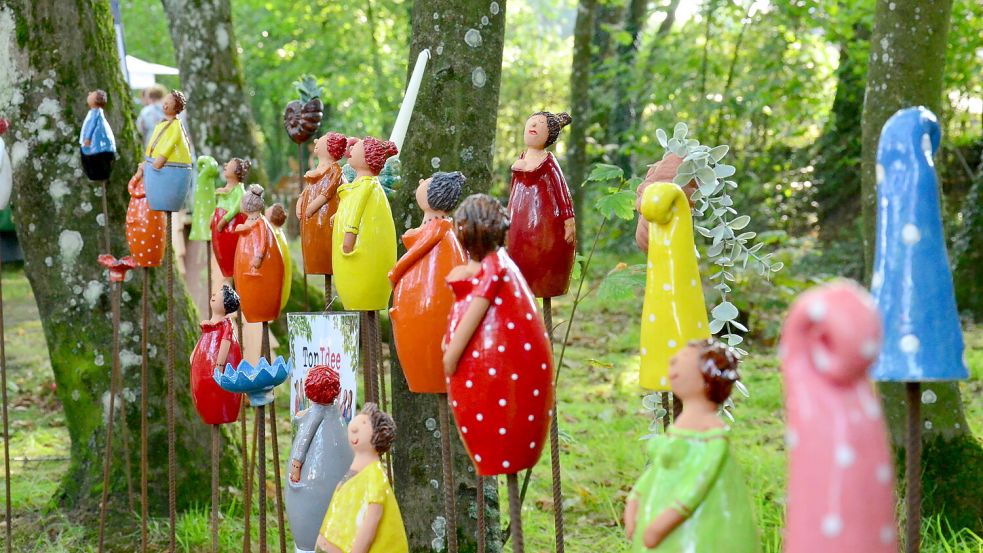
[417,171,465,215]
[163,90,187,118]
[669,339,739,405]
[210,284,240,318]
[87,89,108,109]
[241,184,265,215]
[266,203,287,228]
[224,157,251,184]
[349,137,398,176]
[524,111,572,150]
[315,131,350,163]
[305,364,341,406]
[348,402,396,456]
[454,194,510,260]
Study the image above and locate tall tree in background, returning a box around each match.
[860,0,983,532]
[605,0,647,174]
[567,0,596,234]
[0,0,226,520]
[391,0,507,550]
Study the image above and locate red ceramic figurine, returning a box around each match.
[233,185,285,323]
[125,173,166,267]
[211,158,250,280]
[506,111,576,298]
[190,285,244,425]
[442,194,555,476]
[389,172,467,394]
[299,132,349,277]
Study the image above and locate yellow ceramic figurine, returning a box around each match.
[639,181,710,390]
[332,137,398,311]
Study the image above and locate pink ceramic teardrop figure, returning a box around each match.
[779,281,898,553]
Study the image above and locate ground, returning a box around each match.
[2,253,981,552]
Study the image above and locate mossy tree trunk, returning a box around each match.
[952,159,983,318]
[0,0,237,519]
[160,0,267,183]
[860,0,983,533]
[566,0,595,240]
[390,1,507,550]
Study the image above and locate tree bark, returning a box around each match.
[160,0,267,183]
[860,0,983,532]
[391,1,507,550]
[606,0,648,174]
[567,0,596,241]
[0,0,235,519]
[952,159,983,319]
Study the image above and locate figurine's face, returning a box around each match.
[348,139,368,171]
[86,91,99,109]
[348,413,375,454]
[523,114,549,149]
[415,177,432,212]
[209,289,227,317]
[162,94,179,117]
[223,160,238,181]
[668,345,705,401]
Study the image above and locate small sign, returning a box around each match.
[287,312,359,424]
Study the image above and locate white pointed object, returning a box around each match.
[389,49,431,152]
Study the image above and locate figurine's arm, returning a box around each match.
[341,184,372,255]
[152,123,179,169]
[251,223,270,270]
[443,298,490,376]
[305,171,340,218]
[128,175,143,198]
[350,503,384,553]
[388,226,442,285]
[289,407,325,483]
[215,338,232,370]
[623,498,639,540]
[556,168,576,244]
[82,111,98,147]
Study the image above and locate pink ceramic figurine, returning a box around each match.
[779,281,898,552]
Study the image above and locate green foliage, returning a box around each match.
[293,74,323,103]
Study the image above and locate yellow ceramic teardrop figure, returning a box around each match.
[639,182,710,391]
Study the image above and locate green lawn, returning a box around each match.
[1,257,981,552]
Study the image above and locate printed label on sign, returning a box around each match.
[287,312,359,425]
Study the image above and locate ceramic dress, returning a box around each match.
[332,175,396,311]
[870,107,968,381]
[190,156,219,241]
[144,118,192,212]
[211,184,246,278]
[233,217,285,323]
[319,459,408,553]
[506,152,575,298]
[628,427,759,553]
[286,403,354,552]
[190,318,243,425]
[79,107,117,181]
[389,218,466,393]
[271,221,293,311]
[639,182,710,391]
[780,282,897,552]
[444,249,554,476]
[125,173,166,267]
[299,162,342,275]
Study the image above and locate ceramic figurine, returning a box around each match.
[639,182,710,391]
[442,194,554,475]
[634,154,697,251]
[286,364,355,553]
[190,155,220,241]
[299,132,349,276]
[233,185,285,323]
[266,203,293,311]
[125,173,167,267]
[284,76,324,145]
[210,158,249,279]
[0,119,12,211]
[870,107,969,381]
[189,285,244,425]
[506,111,575,298]
[332,137,398,311]
[316,403,408,553]
[780,281,897,552]
[389,172,467,393]
[79,89,117,182]
[624,339,759,552]
[136,90,192,212]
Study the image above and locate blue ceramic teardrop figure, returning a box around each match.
[870,107,968,381]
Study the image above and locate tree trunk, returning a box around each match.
[391,1,508,550]
[860,0,983,533]
[567,0,596,241]
[605,0,647,174]
[952,159,983,319]
[160,0,267,183]
[0,0,235,520]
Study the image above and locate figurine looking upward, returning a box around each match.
[134,90,191,180]
[79,89,117,181]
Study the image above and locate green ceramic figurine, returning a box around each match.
[191,155,220,241]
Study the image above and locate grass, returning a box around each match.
[1,255,981,552]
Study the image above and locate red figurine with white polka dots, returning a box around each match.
[442,194,554,477]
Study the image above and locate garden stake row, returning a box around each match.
[1,248,12,553]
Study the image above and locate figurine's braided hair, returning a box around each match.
[305,364,341,405]
[361,402,396,454]
[531,111,573,148]
[267,203,287,227]
[428,171,466,213]
[90,90,108,108]
[169,90,187,113]
[362,136,399,175]
[230,157,252,182]
[690,338,740,404]
[220,284,240,315]
[325,132,350,161]
[454,193,510,261]
[241,184,265,214]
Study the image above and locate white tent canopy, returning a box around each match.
[125,55,179,90]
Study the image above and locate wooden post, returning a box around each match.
[905,382,923,553]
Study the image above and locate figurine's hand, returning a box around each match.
[289,460,302,483]
[251,256,262,270]
[564,218,576,245]
[83,139,91,148]
[329,214,336,227]
[442,350,459,377]
[315,534,330,552]
[133,164,145,181]
[152,155,167,170]
[216,219,227,232]
[642,508,684,548]
[624,499,639,540]
[342,232,356,254]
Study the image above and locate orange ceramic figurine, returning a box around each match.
[233,185,285,323]
[299,132,349,280]
[125,172,167,267]
[389,171,467,393]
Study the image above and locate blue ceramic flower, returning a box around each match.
[870,107,968,382]
[213,356,291,406]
